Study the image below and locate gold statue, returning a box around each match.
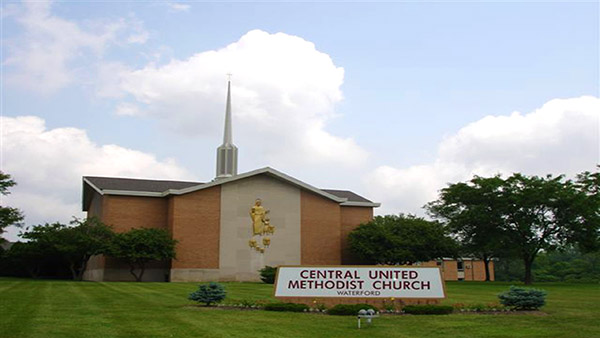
[250,199,269,236]
[248,198,275,253]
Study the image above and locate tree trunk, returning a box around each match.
[138,262,146,282]
[129,264,141,282]
[68,262,78,281]
[523,257,533,285]
[483,255,491,282]
[76,258,88,281]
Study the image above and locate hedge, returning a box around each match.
[328,303,378,316]
[264,302,309,312]
[403,305,453,315]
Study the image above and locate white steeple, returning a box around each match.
[216,80,238,179]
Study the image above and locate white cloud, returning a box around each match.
[110,29,367,168]
[167,3,191,12]
[366,96,600,215]
[3,1,148,94]
[1,116,194,241]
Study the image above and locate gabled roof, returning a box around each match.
[84,176,201,192]
[82,167,380,211]
[322,189,374,204]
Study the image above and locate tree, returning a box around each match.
[4,241,48,278]
[21,218,114,280]
[348,214,458,265]
[500,173,596,284]
[109,228,177,282]
[0,172,24,242]
[426,175,507,281]
[427,170,599,285]
[568,169,600,253]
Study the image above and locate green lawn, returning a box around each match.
[1,278,598,338]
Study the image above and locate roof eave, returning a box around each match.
[340,201,381,208]
[172,167,347,203]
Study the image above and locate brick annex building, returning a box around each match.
[81,82,493,282]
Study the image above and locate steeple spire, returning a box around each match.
[223,80,233,145]
[216,79,238,179]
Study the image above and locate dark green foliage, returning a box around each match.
[18,218,113,280]
[494,247,600,283]
[188,282,226,306]
[0,172,24,242]
[348,214,458,265]
[108,228,177,282]
[427,169,600,285]
[498,286,546,310]
[327,303,378,316]
[264,302,309,312]
[426,175,506,281]
[403,305,454,315]
[259,265,277,284]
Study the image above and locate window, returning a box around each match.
[457,260,464,271]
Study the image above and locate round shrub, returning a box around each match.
[498,286,546,310]
[259,266,277,284]
[188,282,226,306]
[264,302,308,312]
[403,305,453,315]
[328,303,378,316]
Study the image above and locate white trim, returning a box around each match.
[172,167,347,203]
[340,201,381,208]
[101,189,164,197]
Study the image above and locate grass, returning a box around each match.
[1,278,598,337]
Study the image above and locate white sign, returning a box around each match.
[274,266,445,298]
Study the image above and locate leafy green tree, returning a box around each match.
[348,214,458,265]
[428,170,599,285]
[426,175,506,281]
[500,173,593,285]
[109,228,177,282]
[21,218,114,280]
[567,170,600,253]
[0,172,24,242]
[4,241,48,278]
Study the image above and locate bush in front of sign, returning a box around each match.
[259,265,277,284]
[498,286,546,310]
[264,302,309,312]
[402,305,453,315]
[328,304,378,316]
[188,282,226,306]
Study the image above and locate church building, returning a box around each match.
[82,81,380,282]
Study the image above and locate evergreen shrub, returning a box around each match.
[403,305,453,315]
[188,282,226,306]
[327,303,377,316]
[259,266,277,284]
[498,286,546,310]
[264,302,308,312]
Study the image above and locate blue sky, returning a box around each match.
[1,1,599,240]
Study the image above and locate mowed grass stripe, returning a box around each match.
[1,280,43,337]
[97,282,218,337]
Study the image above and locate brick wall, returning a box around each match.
[168,186,221,269]
[340,206,373,264]
[300,190,341,265]
[102,195,168,231]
